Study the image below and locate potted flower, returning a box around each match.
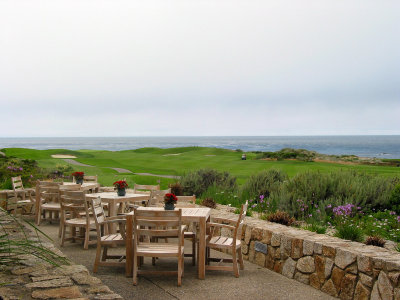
[113,180,128,196]
[71,171,84,184]
[164,193,178,210]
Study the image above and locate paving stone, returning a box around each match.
[26,277,73,288]
[71,272,102,285]
[55,265,89,276]
[93,294,123,299]
[86,285,112,294]
[31,286,82,299]
[31,275,70,282]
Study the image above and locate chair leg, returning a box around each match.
[178,254,182,287]
[93,243,102,273]
[238,247,244,270]
[83,226,90,250]
[232,248,239,278]
[60,224,66,247]
[192,237,196,266]
[102,246,108,261]
[133,255,138,286]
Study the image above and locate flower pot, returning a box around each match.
[117,188,126,196]
[164,202,175,210]
[76,178,83,184]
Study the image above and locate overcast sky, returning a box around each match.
[1,0,399,137]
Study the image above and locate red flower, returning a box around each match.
[71,171,84,179]
[164,193,178,204]
[113,180,128,189]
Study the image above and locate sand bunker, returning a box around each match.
[162,153,182,156]
[51,154,77,159]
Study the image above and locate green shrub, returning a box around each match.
[304,223,327,234]
[272,170,398,218]
[241,169,287,201]
[334,224,364,242]
[389,184,400,214]
[180,168,236,196]
[0,157,43,189]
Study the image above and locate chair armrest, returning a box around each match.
[206,222,235,231]
[180,225,188,233]
[103,217,127,224]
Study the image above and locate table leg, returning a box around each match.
[125,214,133,277]
[108,201,117,233]
[198,216,207,279]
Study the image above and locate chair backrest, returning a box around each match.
[84,175,98,183]
[234,200,248,239]
[12,176,24,191]
[59,184,81,192]
[90,197,107,225]
[133,184,160,194]
[60,190,87,212]
[36,181,61,204]
[175,195,196,208]
[147,189,171,207]
[133,208,183,244]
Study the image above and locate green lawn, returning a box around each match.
[3,147,400,188]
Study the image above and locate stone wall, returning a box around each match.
[212,208,400,300]
[0,211,122,300]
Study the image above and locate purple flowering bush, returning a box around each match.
[0,157,42,189]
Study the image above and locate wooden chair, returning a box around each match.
[35,181,62,226]
[8,176,35,215]
[147,189,171,207]
[176,195,196,266]
[60,190,96,250]
[205,200,248,277]
[83,175,98,183]
[133,184,160,195]
[90,197,126,273]
[132,208,185,286]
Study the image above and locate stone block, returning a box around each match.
[359,273,373,288]
[314,243,323,255]
[86,285,112,294]
[252,227,263,240]
[31,286,82,299]
[296,256,315,274]
[315,255,325,283]
[335,249,356,270]
[394,288,400,300]
[303,240,314,256]
[244,226,252,244]
[280,236,292,259]
[345,263,358,275]
[309,273,321,290]
[271,233,281,247]
[321,279,338,297]
[273,261,282,273]
[291,239,303,259]
[255,252,266,267]
[261,230,272,244]
[331,267,345,292]
[254,241,268,255]
[339,274,357,300]
[323,245,336,258]
[389,272,400,286]
[354,282,371,300]
[54,265,89,276]
[93,294,123,299]
[294,271,310,285]
[371,282,380,300]
[325,258,334,279]
[241,243,249,255]
[282,257,296,279]
[358,255,373,274]
[377,271,393,300]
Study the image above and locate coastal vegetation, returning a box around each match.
[2,146,400,245]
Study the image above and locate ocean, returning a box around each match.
[0,136,400,159]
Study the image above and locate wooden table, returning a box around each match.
[63,182,100,192]
[125,207,211,280]
[85,192,150,232]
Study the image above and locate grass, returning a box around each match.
[3,147,400,188]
